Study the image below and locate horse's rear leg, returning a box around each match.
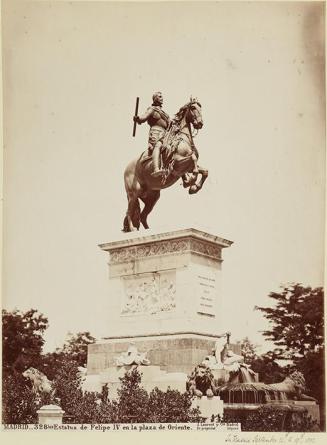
[140,190,160,229]
[124,162,142,232]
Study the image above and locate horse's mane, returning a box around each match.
[173,98,201,125]
[173,104,189,124]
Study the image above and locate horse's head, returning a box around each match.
[186,97,203,129]
[174,97,203,130]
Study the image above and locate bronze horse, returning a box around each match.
[123,99,208,232]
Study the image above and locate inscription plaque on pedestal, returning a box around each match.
[197,273,216,316]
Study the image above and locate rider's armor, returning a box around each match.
[145,106,170,176]
[147,106,170,154]
[135,98,171,177]
[147,106,170,130]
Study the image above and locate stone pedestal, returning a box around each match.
[37,404,65,424]
[87,228,233,382]
[98,228,233,338]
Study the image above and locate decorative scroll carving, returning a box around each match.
[190,239,221,260]
[122,271,176,315]
[109,237,221,264]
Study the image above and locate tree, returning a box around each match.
[295,349,325,413]
[40,331,96,380]
[250,350,288,384]
[60,331,96,367]
[255,284,324,360]
[240,337,259,364]
[2,309,48,374]
[255,284,325,428]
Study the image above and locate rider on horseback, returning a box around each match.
[133,91,170,178]
[125,96,208,232]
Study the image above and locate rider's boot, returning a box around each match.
[151,144,164,178]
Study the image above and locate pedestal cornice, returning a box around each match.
[99,228,233,264]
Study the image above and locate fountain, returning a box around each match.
[187,334,320,429]
[218,382,288,404]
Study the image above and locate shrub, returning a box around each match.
[114,367,150,423]
[2,373,39,424]
[147,387,199,423]
[216,405,318,432]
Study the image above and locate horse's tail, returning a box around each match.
[132,199,141,229]
[122,198,141,232]
[122,216,129,232]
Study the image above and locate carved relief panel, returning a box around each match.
[121,270,176,315]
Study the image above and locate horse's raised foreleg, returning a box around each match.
[191,152,199,175]
[182,172,197,188]
[182,151,199,187]
[188,166,208,194]
[140,190,160,229]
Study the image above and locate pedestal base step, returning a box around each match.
[82,365,188,399]
[87,335,242,375]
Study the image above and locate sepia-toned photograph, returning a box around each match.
[1,0,325,437]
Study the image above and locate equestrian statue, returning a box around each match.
[123,91,208,232]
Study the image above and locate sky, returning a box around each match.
[2,0,325,354]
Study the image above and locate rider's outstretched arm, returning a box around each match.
[134,107,153,124]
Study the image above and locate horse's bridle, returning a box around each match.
[186,102,202,135]
[169,101,202,154]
